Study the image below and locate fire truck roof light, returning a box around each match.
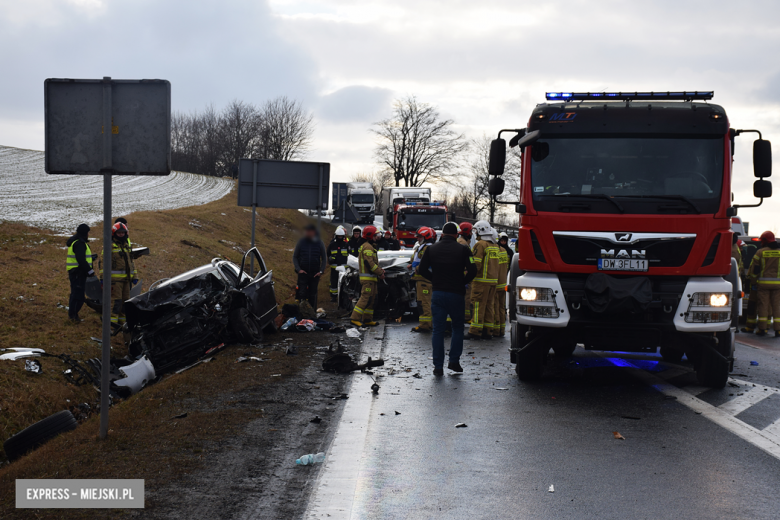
[545,91,714,101]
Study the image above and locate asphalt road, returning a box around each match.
[306,324,780,520]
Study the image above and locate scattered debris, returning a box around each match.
[310,416,322,424]
[296,452,325,465]
[613,431,625,440]
[663,395,677,400]
[173,413,188,419]
[25,359,42,374]
[728,382,740,388]
[346,328,361,338]
[181,239,201,249]
[236,356,264,363]
[90,337,102,344]
[750,361,759,366]
[412,373,422,379]
[494,387,509,391]
[394,411,401,415]
[455,423,467,428]
[271,374,282,377]
[621,416,641,420]
[322,353,384,374]
[174,357,215,374]
[0,348,45,361]
[286,346,298,356]
[281,317,299,331]
[332,394,349,400]
[296,319,316,332]
[371,383,380,394]
[548,485,555,493]
[188,221,202,228]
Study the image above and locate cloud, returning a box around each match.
[316,85,393,122]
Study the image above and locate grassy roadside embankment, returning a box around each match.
[0,186,335,517]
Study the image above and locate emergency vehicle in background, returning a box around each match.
[488,91,773,388]
[381,187,449,247]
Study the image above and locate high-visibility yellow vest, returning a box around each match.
[66,239,92,272]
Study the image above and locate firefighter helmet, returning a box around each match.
[459,222,473,235]
[474,220,493,238]
[335,226,346,236]
[361,225,378,239]
[417,227,436,241]
[112,222,128,237]
[760,230,776,244]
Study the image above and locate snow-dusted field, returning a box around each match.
[0,145,234,232]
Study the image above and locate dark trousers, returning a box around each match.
[68,269,87,319]
[297,272,320,308]
[330,268,340,298]
[432,291,466,369]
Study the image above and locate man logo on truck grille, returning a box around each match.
[615,233,632,242]
[601,249,646,259]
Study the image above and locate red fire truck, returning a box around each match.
[381,187,449,247]
[488,91,773,388]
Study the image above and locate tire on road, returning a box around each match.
[3,410,78,461]
[230,307,263,343]
[514,329,546,381]
[695,330,733,389]
[660,346,684,364]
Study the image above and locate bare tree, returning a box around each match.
[219,100,261,175]
[258,96,314,161]
[372,96,467,187]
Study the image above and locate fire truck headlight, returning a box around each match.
[709,293,729,307]
[520,288,538,301]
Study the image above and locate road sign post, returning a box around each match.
[45,77,171,440]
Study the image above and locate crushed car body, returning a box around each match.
[125,248,278,374]
[338,250,418,320]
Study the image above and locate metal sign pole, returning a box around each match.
[99,77,112,440]
[250,160,258,277]
[317,164,323,236]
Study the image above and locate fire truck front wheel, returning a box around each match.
[513,325,547,380]
[694,330,733,389]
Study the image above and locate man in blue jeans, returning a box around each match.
[418,222,477,376]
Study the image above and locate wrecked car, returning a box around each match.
[338,250,418,320]
[124,248,278,374]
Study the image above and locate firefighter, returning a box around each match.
[349,226,362,256]
[494,230,509,337]
[748,231,780,337]
[458,222,474,322]
[100,222,136,341]
[115,217,131,248]
[384,230,401,251]
[327,226,350,302]
[498,232,514,256]
[65,223,95,323]
[468,220,499,340]
[350,225,385,327]
[375,226,389,251]
[411,227,436,333]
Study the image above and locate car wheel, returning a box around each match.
[3,410,78,461]
[660,346,684,364]
[230,308,263,343]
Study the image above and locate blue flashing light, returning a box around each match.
[545,91,714,101]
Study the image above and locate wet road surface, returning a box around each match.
[306,323,780,519]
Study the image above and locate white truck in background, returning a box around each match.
[346,182,376,223]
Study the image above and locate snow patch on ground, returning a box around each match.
[0,145,234,232]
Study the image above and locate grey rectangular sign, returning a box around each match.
[44,78,171,175]
[237,159,330,209]
[16,479,144,508]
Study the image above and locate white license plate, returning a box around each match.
[598,258,648,272]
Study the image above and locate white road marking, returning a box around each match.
[763,417,780,437]
[718,378,779,415]
[304,327,385,520]
[610,359,780,462]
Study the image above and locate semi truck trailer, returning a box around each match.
[488,91,773,388]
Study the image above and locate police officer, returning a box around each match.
[348,226,362,257]
[66,223,95,323]
[411,227,436,333]
[458,222,474,322]
[748,231,780,337]
[494,230,509,337]
[327,226,350,302]
[468,221,499,340]
[101,223,136,340]
[350,225,384,327]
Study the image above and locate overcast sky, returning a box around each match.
[0,0,777,231]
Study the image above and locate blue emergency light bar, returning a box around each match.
[545,91,714,101]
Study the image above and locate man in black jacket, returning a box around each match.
[65,223,95,323]
[293,224,328,308]
[419,222,477,375]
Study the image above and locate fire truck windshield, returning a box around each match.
[530,136,724,214]
[397,210,447,230]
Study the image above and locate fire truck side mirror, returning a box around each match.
[754,179,772,199]
[754,139,772,178]
[489,139,506,175]
[488,177,505,196]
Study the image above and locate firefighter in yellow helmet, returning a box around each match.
[101,222,136,341]
[468,221,499,340]
[350,225,385,327]
[748,231,780,337]
[411,227,436,333]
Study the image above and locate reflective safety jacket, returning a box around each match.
[749,244,780,286]
[101,239,136,283]
[496,246,509,290]
[472,239,500,284]
[358,242,383,281]
[327,238,350,266]
[66,236,93,273]
[731,243,744,273]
